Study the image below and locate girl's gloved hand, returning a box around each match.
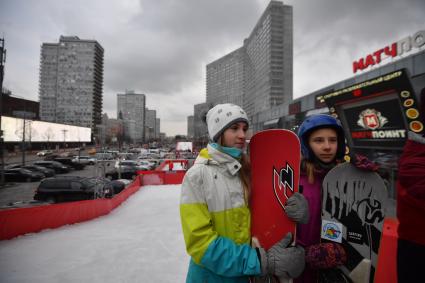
[284,192,309,224]
[257,232,305,279]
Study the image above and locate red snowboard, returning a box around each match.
[250,129,301,250]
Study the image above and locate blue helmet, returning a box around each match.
[297,114,346,161]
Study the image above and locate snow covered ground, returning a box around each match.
[0,185,190,283]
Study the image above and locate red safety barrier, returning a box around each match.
[137,170,186,185]
[155,159,189,171]
[374,217,399,283]
[0,177,142,241]
[164,171,186,184]
[0,169,187,241]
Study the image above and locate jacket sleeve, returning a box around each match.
[398,132,425,200]
[180,166,261,277]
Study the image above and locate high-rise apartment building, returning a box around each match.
[39,36,104,130]
[244,1,292,118]
[187,116,194,138]
[193,102,209,143]
[206,47,245,107]
[117,90,146,143]
[155,118,160,139]
[204,1,292,123]
[145,109,156,141]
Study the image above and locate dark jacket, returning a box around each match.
[397,132,425,246]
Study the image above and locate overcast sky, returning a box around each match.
[1,0,424,136]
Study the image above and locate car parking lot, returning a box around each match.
[0,160,115,208]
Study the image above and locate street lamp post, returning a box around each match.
[21,111,26,165]
[1,38,6,186]
[62,129,68,151]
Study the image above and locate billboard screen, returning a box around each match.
[339,93,407,149]
[1,116,91,142]
[319,69,423,151]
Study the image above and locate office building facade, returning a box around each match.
[155,118,160,139]
[206,47,245,107]
[145,109,156,141]
[117,90,146,143]
[39,36,104,130]
[187,115,194,138]
[199,1,293,134]
[244,1,292,119]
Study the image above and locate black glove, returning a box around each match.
[285,192,309,224]
[257,232,305,278]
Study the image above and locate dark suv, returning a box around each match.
[33,161,71,174]
[34,176,114,203]
[52,157,86,170]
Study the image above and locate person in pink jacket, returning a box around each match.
[295,114,348,283]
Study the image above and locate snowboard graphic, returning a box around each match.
[250,129,301,251]
[321,162,388,283]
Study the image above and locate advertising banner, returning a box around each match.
[317,69,423,151]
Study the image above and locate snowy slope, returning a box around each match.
[0,185,190,283]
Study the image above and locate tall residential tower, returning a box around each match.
[117,90,146,143]
[244,1,293,118]
[39,36,104,130]
[204,1,293,128]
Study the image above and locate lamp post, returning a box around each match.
[0,38,6,187]
[62,129,68,151]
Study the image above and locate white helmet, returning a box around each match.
[206,103,249,142]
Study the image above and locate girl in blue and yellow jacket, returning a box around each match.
[180,103,306,283]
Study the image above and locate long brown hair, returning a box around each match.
[239,154,251,205]
[218,136,251,205]
[303,159,317,184]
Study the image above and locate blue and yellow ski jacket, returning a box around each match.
[180,145,261,282]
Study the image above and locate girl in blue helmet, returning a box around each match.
[295,114,347,283]
[180,103,307,283]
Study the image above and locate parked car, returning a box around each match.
[34,176,115,203]
[52,157,86,170]
[1,168,45,182]
[138,159,157,170]
[110,180,126,194]
[72,155,97,165]
[37,150,53,157]
[5,164,56,177]
[95,152,114,160]
[33,161,71,174]
[0,200,51,209]
[115,160,149,170]
[105,166,142,180]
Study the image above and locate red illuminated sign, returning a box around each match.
[288,101,301,115]
[353,30,425,73]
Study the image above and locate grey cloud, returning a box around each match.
[1,0,424,135]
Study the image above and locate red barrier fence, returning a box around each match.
[155,159,189,171]
[0,169,187,241]
[374,217,398,283]
[137,170,186,185]
[0,177,142,241]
